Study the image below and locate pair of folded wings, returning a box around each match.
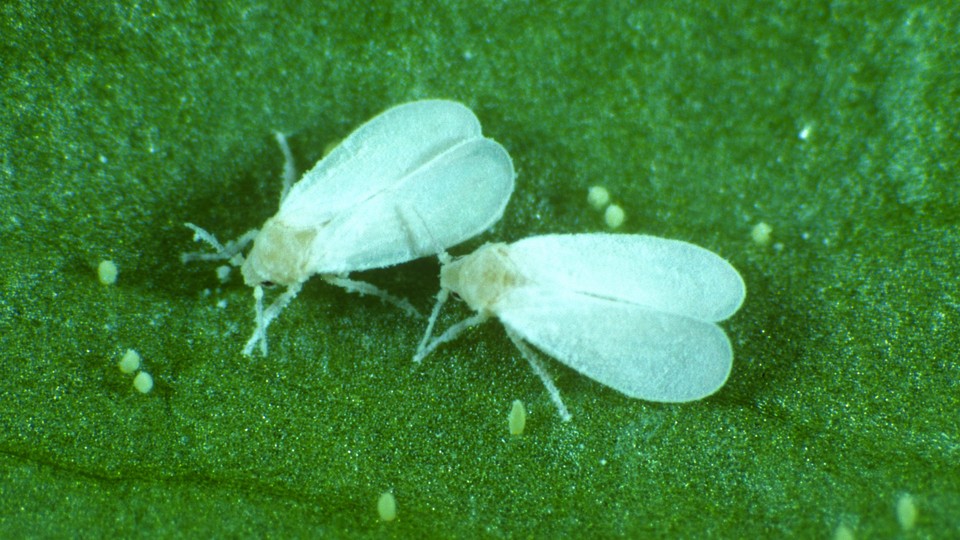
[274,100,515,275]
[492,234,746,403]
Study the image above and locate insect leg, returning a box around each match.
[505,327,572,422]
[242,282,302,356]
[413,311,489,364]
[323,275,421,318]
[415,288,449,359]
[274,131,297,204]
[181,223,257,266]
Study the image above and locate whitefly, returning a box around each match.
[414,233,746,421]
[183,100,515,355]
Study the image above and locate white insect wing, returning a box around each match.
[304,137,514,274]
[495,287,734,402]
[277,100,484,229]
[507,234,745,322]
[495,234,745,402]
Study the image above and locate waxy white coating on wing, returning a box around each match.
[495,287,733,402]
[279,100,483,227]
[505,234,745,322]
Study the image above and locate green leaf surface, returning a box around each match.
[2,1,958,537]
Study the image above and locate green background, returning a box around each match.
[2,1,958,537]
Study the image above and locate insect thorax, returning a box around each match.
[441,243,526,312]
[241,217,317,287]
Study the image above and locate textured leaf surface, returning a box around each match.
[2,1,958,537]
